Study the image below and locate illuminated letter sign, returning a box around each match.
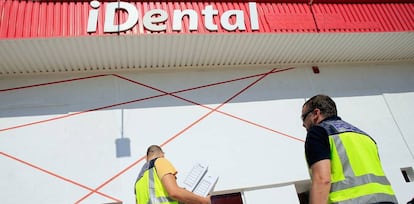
[87,1,259,33]
[202,5,219,31]
[143,9,168,31]
[104,2,139,32]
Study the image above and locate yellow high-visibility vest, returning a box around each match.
[135,161,178,204]
[318,120,398,204]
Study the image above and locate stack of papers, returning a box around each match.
[182,163,219,197]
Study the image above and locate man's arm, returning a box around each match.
[161,173,211,204]
[310,159,331,204]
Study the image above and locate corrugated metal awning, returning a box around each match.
[1,32,413,75]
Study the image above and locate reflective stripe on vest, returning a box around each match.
[135,165,177,204]
[148,168,176,204]
[319,120,397,204]
[330,135,392,191]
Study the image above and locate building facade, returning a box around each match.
[1,0,414,203]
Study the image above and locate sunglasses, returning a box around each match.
[301,109,314,121]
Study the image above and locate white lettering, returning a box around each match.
[143,9,168,31]
[87,0,100,32]
[249,2,259,30]
[87,1,259,33]
[173,9,198,31]
[104,2,138,33]
[202,5,219,31]
[221,10,245,31]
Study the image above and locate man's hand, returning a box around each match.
[162,173,212,204]
[202,195,212,204]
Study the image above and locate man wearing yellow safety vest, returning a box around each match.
[301,95,398,204]
[135,145,211,204]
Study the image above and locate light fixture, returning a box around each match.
[115,109,131,158]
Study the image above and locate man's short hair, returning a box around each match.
[146,145,163,156]
[303,94,337,118]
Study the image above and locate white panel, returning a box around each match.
[1,63,414,203]
[244,184,300,204]
[382,92,414,202]
[383,92,414,159]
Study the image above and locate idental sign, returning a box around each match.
[87,1,259,33]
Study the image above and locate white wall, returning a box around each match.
[1,62,414,204]
[243,185,300,204]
